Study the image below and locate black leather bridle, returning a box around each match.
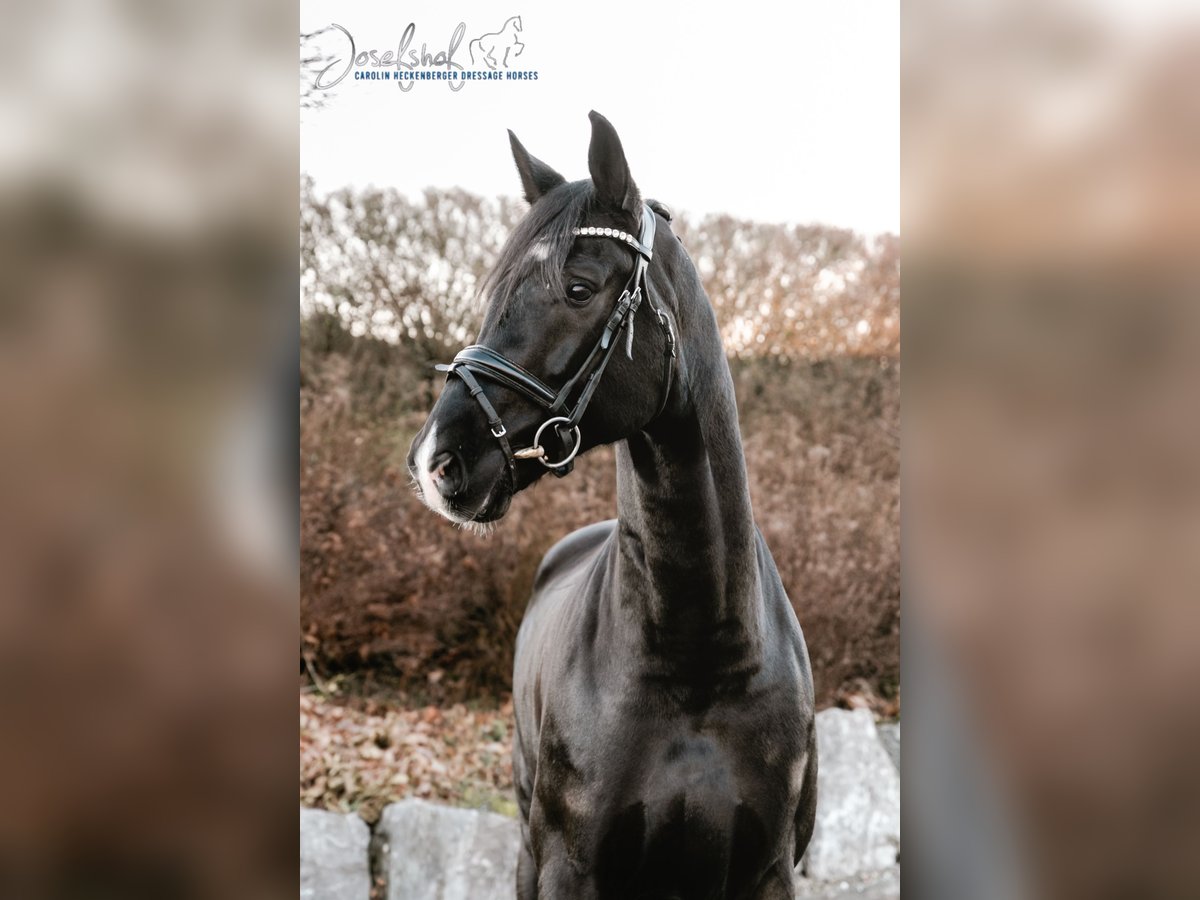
[437,204,676,480]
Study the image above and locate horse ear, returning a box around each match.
[587,111,640,220]
[508,130,565,205]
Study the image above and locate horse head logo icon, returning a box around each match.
[469,16,524,70]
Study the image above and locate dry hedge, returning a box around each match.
[300,314,899,711]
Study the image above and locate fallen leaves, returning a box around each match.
[300,690,516,824]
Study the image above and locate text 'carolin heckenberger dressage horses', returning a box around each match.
[408,112,817,899]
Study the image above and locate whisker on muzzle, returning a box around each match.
[457,519,497,538]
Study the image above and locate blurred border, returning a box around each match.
[0,0,298,896]
[905,1,1200,897]
[8,0,1200,896]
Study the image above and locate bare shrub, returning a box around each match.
[300,184,899,712]
[301,316,898,710]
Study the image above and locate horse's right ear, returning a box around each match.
[508,130,566,205]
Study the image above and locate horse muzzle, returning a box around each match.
[406,415,516,525]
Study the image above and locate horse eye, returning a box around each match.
[566,282,593,304]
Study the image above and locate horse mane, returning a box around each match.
[482,180,593,316]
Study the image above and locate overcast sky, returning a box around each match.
[301,0,898,235]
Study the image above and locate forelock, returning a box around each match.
[481,181,592,316]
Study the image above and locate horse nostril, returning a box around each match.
[429,450,465,498]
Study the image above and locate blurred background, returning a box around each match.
[0,0,297,896]
[905,0,1200,897]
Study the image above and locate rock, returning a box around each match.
[876,722,900,773]
[300,807,371,900]
[803,708,901,881]
[376,799,520,900]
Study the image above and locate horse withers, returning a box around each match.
[407,111,817,899]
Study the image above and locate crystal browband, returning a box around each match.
[571,226,652,259]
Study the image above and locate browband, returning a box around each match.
[571,224,653,261]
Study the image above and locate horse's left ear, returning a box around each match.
[587,111,640,221]
[509,130,566,205]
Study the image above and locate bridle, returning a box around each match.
[437,203,676,480]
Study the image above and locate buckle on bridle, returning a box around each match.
[657,308,677,358]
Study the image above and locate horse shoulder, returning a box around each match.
[530,519,616,600]
[514,519,616,725]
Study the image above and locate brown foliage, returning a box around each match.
[300,314,898,711]
[300,183,899,712]
[300,689,515,823]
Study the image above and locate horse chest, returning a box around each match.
[529,701,801,889]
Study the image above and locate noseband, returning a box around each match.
[437,204,676,480]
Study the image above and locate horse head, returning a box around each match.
[408,112,677,527]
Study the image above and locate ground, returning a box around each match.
[301,680,900,900]
[300,680,516,824]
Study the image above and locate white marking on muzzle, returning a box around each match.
[413,423,462,522]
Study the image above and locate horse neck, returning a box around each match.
[612,277,764,665]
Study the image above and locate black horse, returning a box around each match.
[408,112,817,899]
